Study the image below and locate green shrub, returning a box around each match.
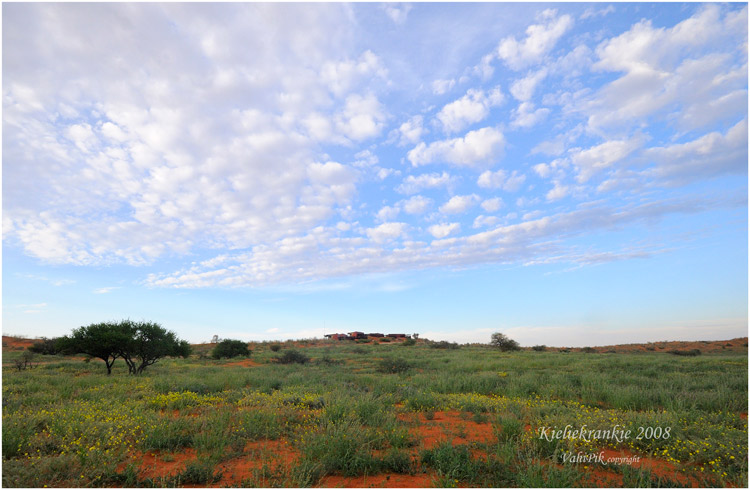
[269,343,282,352]
[581,347,596,353]
[276,350,310,364]
[29,337,63,355]
[212,339,251,359]
[429,340,460,349]
[377,358,411,374]
[531,345,546,352]
[668,349,701,356]
[401,338,416,346]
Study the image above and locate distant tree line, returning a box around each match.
[54,320,191,375]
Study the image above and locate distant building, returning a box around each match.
[348,331,367,340]
[387,333,407,338]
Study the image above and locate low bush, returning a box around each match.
[269,343,282,352]
[668,349,701,356]
[531,345,546,352]
[429,340,460,350]
[276,350,310,364]
[212,339,251,359]
[401,338,416,346]
[29,337,62,355]
[377,358,411,374]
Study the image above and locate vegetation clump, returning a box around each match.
[211,339,251,359]
[490,332,520,352]
[377,357,411,374]
[276,349,310,364]
[269,343,282,352]
[429,340,460,349]
[669,348,702,356]
[29,337,63,355]
[531,345,547,352]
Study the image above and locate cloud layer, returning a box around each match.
[3,3,747,290]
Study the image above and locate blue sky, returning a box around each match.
[3,3,747,346]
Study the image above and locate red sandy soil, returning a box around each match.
[128,448,199,480]
[582,447,702,488]
[319,472,435,488]
[223,358,262,367]
[213,439,299,487]
[398,410,496,450]
[560,337,748,354]
[2,336,36,350]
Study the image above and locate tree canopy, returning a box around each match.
[59,320,191,375]
[490,332,520,352]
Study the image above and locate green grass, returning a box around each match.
[2,343,747,487]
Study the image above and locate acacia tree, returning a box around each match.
[58,321,133,375]
[122,321,191,375]
[490,332,520,352]
[60,320,191,375]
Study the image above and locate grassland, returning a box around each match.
[2,337,747,487]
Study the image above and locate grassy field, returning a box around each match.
[2,337,747,487]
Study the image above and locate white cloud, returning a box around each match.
[321,50,387,97]
[644,118,748,185]
[477,169,526,192]
[497,10,574,70]
[510,68,548,101]
[439,194,479,214]
[511,101,550,128]
[93,286,120,294]
[473,215,499,228]
[586,5,747,133]
[335,93,387,141]
[145,193,739,288]
[383,4,412,24]
[428,222,460,239]
[366,222,407,243]
[376,205,400,222]
[407,127,505,168]
[396,171,456,195]
[580,5,615,20]
[397,115,425,146]
[481,197,503,212]
[432,78,456,95]
[473,53,496,81]
[401,195,432,214]
[546,181,569,201]
[571,137,644,183]
[436,87,504,133]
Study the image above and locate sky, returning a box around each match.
[2,3,748,347]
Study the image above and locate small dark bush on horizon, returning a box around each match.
[429,340,460,350]
[531,345,546,352]
[669,349,701,356]
[269,343,282,352]
[401,338,417,346]
[212,339,251,359]
[581,347,596,353]
[29,337,63,355]
[276,349,310,364]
